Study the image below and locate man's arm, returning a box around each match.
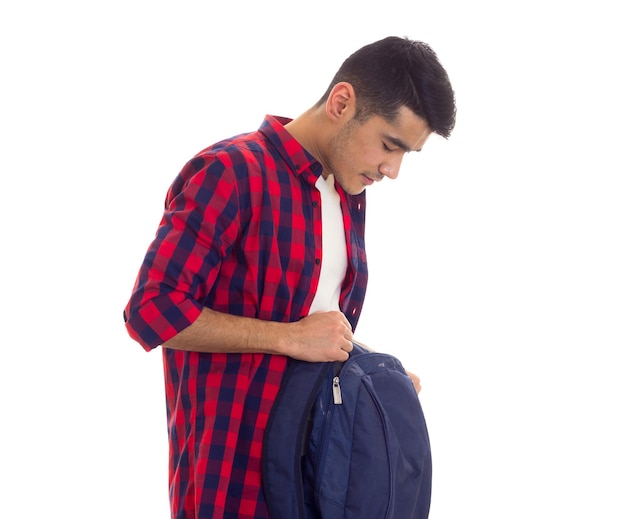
[163,307,354,362]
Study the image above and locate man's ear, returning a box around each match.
[325,82,356,121]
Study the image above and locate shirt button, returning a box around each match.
[312,201,319,208]
[315,258,321,265]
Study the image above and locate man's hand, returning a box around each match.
[406,371,421,394]
[284,311,354,362]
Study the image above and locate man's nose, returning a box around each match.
[378,156,403,179]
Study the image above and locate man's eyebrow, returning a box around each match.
[383,133,422,153]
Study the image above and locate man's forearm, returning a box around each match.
[162,307,354,363]
[162,307,287,354]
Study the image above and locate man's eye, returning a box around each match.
[383,143,394,152]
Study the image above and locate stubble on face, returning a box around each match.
[325,117,371,195]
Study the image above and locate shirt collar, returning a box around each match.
[259,115,323,185]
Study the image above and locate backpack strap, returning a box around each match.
[262,357,331,519]
[262,344,371,518]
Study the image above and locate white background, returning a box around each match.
[1,1,624,517]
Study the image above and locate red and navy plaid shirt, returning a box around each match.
[123,115,368,519]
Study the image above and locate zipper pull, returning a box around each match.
[332,376,342,405]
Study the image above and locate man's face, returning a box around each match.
[325,106,432,195]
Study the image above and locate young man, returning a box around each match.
[124,36,456,518]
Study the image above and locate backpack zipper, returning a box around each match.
[332,376,342,404]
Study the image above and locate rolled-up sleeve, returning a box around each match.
[123,154,240,351]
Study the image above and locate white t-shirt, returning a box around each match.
[308,174,348,314]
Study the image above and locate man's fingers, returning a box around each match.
[407,371,421,394]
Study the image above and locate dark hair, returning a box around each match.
[317,36,456,138]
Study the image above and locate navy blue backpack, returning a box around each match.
[262,343,432,519]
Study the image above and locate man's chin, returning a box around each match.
[334,174,367,196]
[347,185,367,196]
